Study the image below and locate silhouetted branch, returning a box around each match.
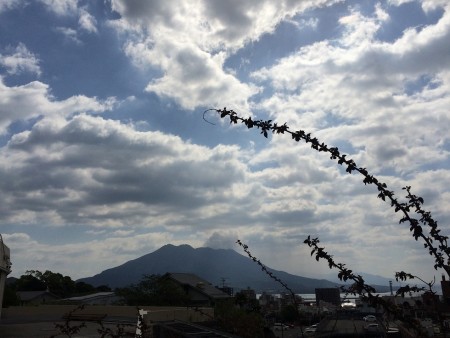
[209,108,449,277]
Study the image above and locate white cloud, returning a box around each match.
[109,0,341,110]
[78,7,98,33]
[38,0,78,16]
[0,0,21,13]
[204,231,239,250]
[0,114,250,228]
[0,43,41,76]
[0,78,115,134]
[3,231,178,279]
[54,27,82,44]
[249,4,450,176]
[141,43,260,110]
[1,0,449,285]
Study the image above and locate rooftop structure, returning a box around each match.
[166,273,231,306]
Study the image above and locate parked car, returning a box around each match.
[363,315,377,322]
[304,328,317,336]
[273,323,289,330]
[364,323,380,331]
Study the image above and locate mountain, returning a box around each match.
[78,244,390,293]
[322,272,396,287]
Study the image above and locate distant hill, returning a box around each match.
[322,272,396,287]
[78,244,392,293]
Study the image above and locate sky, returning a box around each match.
[1,0,450,288]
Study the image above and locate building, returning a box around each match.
[166,273,231,306]
[239,287,256,300]
[315,288,341,306]
[0,235,11,318]
[153,320,241,338]
[441,274,450,304]
[61,292,123,305]
[16,290,60,305]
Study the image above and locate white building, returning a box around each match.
[0,235,12,318]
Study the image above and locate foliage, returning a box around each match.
[115,274,190,306]
[236,239,297,302]
[50,305,87,338]
[234,290,261,313]
[51,305,150,338]
[15,273,47,291]
[214,298,265,338]
[9,269,110,301]
[1,283,20,307]
[280,304,298,323]
[26,270,76,297]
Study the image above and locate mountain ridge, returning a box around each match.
[78,244,393,293]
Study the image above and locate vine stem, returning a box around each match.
[209,107,449,277]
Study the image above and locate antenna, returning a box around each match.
[220,277,228,288]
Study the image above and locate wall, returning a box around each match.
[0,241,11,318]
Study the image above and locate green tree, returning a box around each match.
[215,298,265,338]
[26,270,76,297]
[2,284,20,307]
[280,304,298,323]
[15,273,46,291]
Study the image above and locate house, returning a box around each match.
[16,290,60,305]
[315,287,341,306]
[165,273,231,306]
[0,235,11,318]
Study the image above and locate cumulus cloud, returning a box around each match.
[142,44,260,110]
[54,27,82,44]
[39,1,98,41]
[0,43,41,76]
[2,0,449,283]
[109,0,340,110]
[250,3,450,175]
[78,7,98,33]
[0,78,115,134]
[38,0,79,16]
[0,114,250,227]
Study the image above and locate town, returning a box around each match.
[1,238,449,337]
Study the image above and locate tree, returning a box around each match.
[15,273,46,291]
[25,270,75,297]
[12,270,99,298]
[207,107,446,334]
[214,298,266,338]
[2,284,20,307]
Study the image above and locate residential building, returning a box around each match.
[16,290,60,305]
[61,292,123,305]
[165,273,231,306]
[315,288,341,306]
[239,286,256,300]
[0,236,11,318]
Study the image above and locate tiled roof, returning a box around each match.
[17,290,59,301]
[168,273,230,299]
[62,292,116,301]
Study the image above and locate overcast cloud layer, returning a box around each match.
[1,0,449,287]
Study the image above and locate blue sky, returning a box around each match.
[1,0,450,287]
